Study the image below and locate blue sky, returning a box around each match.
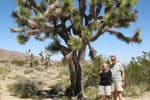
[0,0,150,63]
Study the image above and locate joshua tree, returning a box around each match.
[25,49,34,67]
[39,51,51,69]
[11,0,142,98]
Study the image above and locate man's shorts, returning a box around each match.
[98,85,111,95]
[111,82,123,92]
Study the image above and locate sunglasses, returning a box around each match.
[111,58,116,61]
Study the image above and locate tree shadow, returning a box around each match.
[34,88,65,99]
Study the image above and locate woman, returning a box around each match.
[99,62,112,100]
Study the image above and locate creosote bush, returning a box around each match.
[11,60,25,66]
[7,76,39,98]
[83,55,103,88]
[84,86,98,100]
[125,51,150,96]
[0,65,10,76]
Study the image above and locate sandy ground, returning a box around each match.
[0,65,61,100]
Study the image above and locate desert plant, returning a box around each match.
[11,0,142,98]
[24,69,34,74]
[33,59,39,66]
[0,65,10,76]
[124,83,148,97]
[25,49,34,67]
[49,83,63,96]
[39,51,51,69]
[59,67,70,76]
[11,60,25,66]
[34,66,44,71]
[83,55,103,87]
[125,51,150,96]
[84,86,98,100]
[7,76,39,98]
[125,52,150,85]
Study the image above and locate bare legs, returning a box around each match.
[112,91,123,100]
[100,95,104,100]
[118,91,123,100]
[100,95,110,100]
[112,91,117,100]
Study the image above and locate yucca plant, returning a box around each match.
[11,0,142,98]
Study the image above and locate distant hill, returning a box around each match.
[0,48,58,64]
[0,48,26,61]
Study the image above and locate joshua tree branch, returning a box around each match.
[35,35,48,41]
[44,0,61,18]
[106,28,141,43]
[10,28,41,35]
[78,0,86,16]
[12,11,39,29]
[90,25,106,41]
[90,3,95,19]
[28,0,40,13]
[96,3,102,17]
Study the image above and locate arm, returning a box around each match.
[121,71,125,82]
[109,70,113,84]
[120,63,125,87]
[121,64,125,82]
[121,69,125,87]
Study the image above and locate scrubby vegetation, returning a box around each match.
[7,76,39,98]
[83,55,103,88]
[0,64,10,77]
[125,51,150,96]
[11,60,25,66]
[0,51,150,99]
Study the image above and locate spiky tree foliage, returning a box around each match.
[25,49,34,67]
[11,0,142,98]
[38,51,51,69]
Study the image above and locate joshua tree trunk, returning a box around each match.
[68,51,82,99]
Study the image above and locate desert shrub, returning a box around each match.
[59,67,70,76]
[33,59,39,66]
[84,86,98,100]
[125,52,150,86]
[11,60,25,66]
[125,82,149,97]
[125,85,141,97]
[14,75,26,79]
[24,69,34,74]
[57,76,70,91]
[0,65,9,76]
[48,78,69,98]
[7,76,39,98]
[125,51,150,96]
[59,96,69,100]
[83,55,103,87]
[34,66,44,71]
[49,83,63,95]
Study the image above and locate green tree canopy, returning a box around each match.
[10,0,142,98]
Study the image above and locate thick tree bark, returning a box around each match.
[78,44,86,61]
[68,51,82,99]
[68,61,75,96]
[72,57,82,96]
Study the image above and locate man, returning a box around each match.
[110,55,125,100]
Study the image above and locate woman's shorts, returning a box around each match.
[98,85,111,96]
